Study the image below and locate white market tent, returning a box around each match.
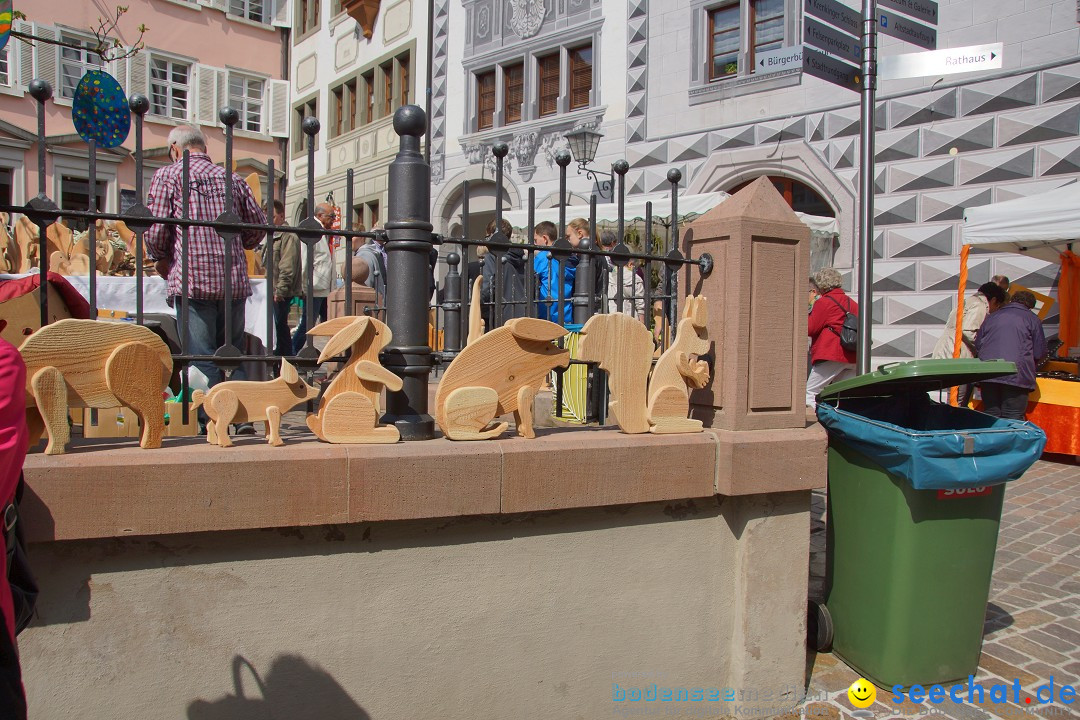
[501,192,840,236]
[962,181,1080,262]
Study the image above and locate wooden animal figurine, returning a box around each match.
[19,318,172,454]
[436,317,569,440]
[577,313,653,434]
[647,295,711,434]
[14,216,39,273]
[467,275,484,345]
[49,249,91,276]
[305,315,402,443]
[0,214,19,274]
[193,358,319,448]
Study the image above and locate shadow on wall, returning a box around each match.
[187,655,370,720]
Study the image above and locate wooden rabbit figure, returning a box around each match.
[305,316,403,443]
[647,295,711,433]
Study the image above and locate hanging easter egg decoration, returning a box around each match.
[72,69,131,149]
[0,1,12,54]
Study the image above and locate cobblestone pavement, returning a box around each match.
[803,457,1080,720]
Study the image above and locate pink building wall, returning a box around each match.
[0,0,287,212]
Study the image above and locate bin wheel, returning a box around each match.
[808,600,833,652]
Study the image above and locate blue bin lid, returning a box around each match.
[818,358,1018,400]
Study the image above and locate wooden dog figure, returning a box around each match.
[577,313,653,434]
[305,316,402,444]
[19,318,172,454]
[193,358,319,447]
[647,295,711,433]
[436,316,570,440]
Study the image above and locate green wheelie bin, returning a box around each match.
[811,359,1047,689]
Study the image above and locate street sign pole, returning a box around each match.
[857,0,877,375]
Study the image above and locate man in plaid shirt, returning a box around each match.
[146,126,265,423]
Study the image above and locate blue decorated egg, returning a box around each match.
[72,69,130,149]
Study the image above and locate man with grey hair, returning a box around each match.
[806,267,859,409]
[146,125,265,433]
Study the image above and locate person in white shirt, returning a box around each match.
[291,202,338,353]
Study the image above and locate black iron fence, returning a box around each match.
[3,79,712,441]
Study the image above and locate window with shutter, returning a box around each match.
[14,21,34,88]
[382,62,393,117]
[568,45,591,111]
[228,73,265,133]
[149,56,190,120]
[750,0,784,59]
[267,79,290,138]
[537,53,559,118]
[59,32,104,99]
[333,86,344,137]
[476,70,496,131]
[503,63,524,124]
[363,71,374,124]
[0,47,9,88]
[195,64,222,125]
[398,55,409,109]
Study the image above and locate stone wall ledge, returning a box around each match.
[20,425,826,543]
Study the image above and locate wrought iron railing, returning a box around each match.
[2,79,712,441]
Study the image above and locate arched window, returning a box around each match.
[729,176,835,217]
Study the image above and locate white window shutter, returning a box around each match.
[128,52,150,99]
[31,23,59,91]
[267,79,289,137]
[109,56,129,94]
[195,64,223,125]
[271,0,292,28]
[13,21,33,88]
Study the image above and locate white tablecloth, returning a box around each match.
[63,275,271,346]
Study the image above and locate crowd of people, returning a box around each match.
[806,268,1048,420]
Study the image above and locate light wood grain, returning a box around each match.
[14,216,38,273]
[647,295,711,434]
[31,366,69,455]
[467,276,484,346]
[436,317,569,440]
[441,386,507,440]
[316,393,401,444]
[195,358,319,447]
[0,217,19,274]
[0,283,74,348]
[577,313,653,434]
[19,319,172,454]
[106,341,167,449]
[306,316,401,444]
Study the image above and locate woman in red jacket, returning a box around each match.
[807,267,858,409]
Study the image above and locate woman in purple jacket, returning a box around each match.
[975,290,1047,420]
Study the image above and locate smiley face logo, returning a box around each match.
[848,678,876,708]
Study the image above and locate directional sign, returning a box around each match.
[803,47,861,92]
[880,43,1002,80]
[756,45,804,75]
[878,10,937,50]
[804,0,860,38]
[878,0,938,26]
[804,17,861,64]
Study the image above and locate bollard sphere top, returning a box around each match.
[613,160,630,175]
[128,94,150,115]
[666,168,683,184]
[555,150,572,167]
[446,252,460,266]
[393,105,427,137]
[219,106,240,127]
[301,116,321,136]
[29,79,53,102]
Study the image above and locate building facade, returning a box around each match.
[430,0,1080,364]
[284,0,428,232]
[2,0,290,221]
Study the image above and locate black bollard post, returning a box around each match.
[442,251,462,355]
[381,105,435,440]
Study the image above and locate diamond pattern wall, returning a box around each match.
[874,195,918,226]
[921,258,991,291]
[871,328,917,359]
[921,187,992,223]
[995,178,1077,202]
[886,225,954,258]
[957,148,1035,185]
[886,294,954,324]
[960,75,1037,117]
[992,255,1060,289]
[890,157,954,192]
[891,90,958,129]
[923,118,995,156]
[1042,66,1080,103]
[872,261,918,292]
[876,129,921,163]
[998,104,1080,147]
[1038,140,1080,176]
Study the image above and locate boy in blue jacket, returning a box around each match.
[533,220,575,324]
